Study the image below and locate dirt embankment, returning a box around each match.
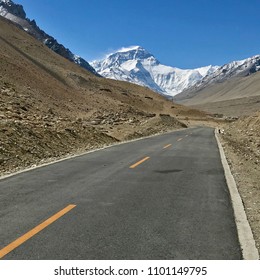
[0,81,189,176]
[219,112,260,254]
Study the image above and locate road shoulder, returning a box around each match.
[215,129,259,260]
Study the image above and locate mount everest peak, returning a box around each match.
[91,47,218,97]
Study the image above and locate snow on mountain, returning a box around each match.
[0,0,25,19]
[0,0,99,75]
[199,55,260,85]
[91,46,218,97]
[173,54,260,101]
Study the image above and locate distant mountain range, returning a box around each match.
[174,55,260,101]
[92,46,260,98]
[91,46,218,97]
[0,0,99,75]
[1,0,260,100]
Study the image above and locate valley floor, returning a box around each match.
[188,95,260,118]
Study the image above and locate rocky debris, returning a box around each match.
[99,88,112,92]
[220,111,260,254]
[222,113,260,162]
[89,108,156,126]
[126,114,187,140]
[0,117,118,175]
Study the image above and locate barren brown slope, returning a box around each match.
[0,16,211,175]
[219,112,260,254]
[176,72,260,117]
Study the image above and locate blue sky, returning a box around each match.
[16,0,260,69]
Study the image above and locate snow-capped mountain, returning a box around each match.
[91,46,218,97]
[0,0,98,75]
[173,55,260,101]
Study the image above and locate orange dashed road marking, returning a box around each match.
[0,204,76,259]
[163,144,172,149]
[130,157,150,168]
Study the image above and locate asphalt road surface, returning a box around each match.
[0,127,241,259]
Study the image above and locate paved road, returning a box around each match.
[0,127,241,259]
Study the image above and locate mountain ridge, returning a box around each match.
[2,0,260,108]
[0,0,99,75]
[173,54,260,102]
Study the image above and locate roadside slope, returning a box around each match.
[219,112,260,255]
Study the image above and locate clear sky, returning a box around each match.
[16,0,260,69]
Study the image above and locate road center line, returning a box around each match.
[163,144,172,149]
[130,157,150,169]
[0,204,76,259]
[177,138,183,141]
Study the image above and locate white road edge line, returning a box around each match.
[215,129,259,260]
[0,127,192,180]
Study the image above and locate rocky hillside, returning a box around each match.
[220,112,260,253]
[223,112,260,165]
[0,16,211,176]
[0,0,98,75]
